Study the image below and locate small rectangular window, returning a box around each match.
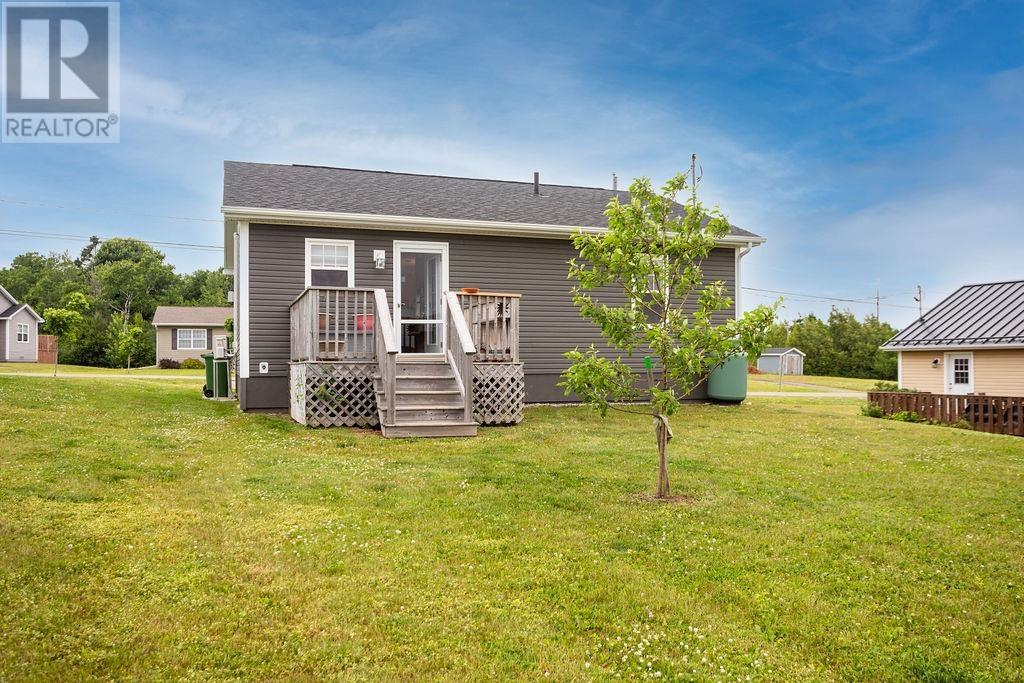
[177,328,207,350]
[16,323,29,343]
[306,239,354,288]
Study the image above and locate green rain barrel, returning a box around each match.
[202,353,214,390]
[707,354,748,402]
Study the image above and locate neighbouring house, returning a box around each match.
[0,284,44,362]
[881,280,1024,396]
[221,162,766,435]
[756,347,805,375]
[152,306,232,364]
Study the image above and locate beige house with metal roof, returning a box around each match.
[882,280,1024,396]
[152,306,232,364]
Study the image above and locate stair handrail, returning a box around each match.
[445,291,477,423]
[373,288,398,425]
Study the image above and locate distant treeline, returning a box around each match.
[761,309,899,380]
[0,238,230,368]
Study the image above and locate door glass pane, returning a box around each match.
[400,323,443,354]
[400,251,441,321]
[953,357,970,384]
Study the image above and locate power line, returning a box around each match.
[0,196,221,223]
[743,286,920,310]
[0,227,222,252]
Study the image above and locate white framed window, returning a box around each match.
[16,323,29,343]
[305,238,355,288]
[177,328,208,350]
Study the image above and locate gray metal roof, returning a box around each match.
[222,161,762,239]
[882,280,1024,349]
[152,306,233,327]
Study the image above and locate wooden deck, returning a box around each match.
[289,287,522,436]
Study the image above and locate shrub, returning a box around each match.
[872,380,899,392]
[951,418,974,430]
[180,358,204,370]
[860,403,885,418]
[889,410,924,423]
[158,358,181,369]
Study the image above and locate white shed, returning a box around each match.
[756,347,805,375]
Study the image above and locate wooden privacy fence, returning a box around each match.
[38,334,57,364]
[867,391,1024,437]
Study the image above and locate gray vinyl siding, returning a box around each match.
[245,224,737,407]
[5,309,38,362]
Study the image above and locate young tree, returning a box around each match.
[41,292,90,376]
[560,169,777,499]
[106,313,146,372]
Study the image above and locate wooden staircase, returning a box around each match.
[374,358,478,437]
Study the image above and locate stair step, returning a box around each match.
[382,421,478,438]
[394,389,461,395]
[394,402,465,411]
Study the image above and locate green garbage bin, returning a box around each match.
[707,354,748,402]
[201,353,230,399]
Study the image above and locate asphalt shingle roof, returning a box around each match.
[0,303,24,319]
[882,280,1024,349]
[152,306,233,326]
[222,161,761,239]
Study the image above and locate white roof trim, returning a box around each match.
[0,284,15,304]
[883,343,1024,352]
[761,347,805,357]
[0,302,43,322]
[220,205,767,246]
[152,322,229,328]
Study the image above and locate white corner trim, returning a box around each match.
[238,221,250,379]
[304,237,356,288]
[222,205,767,247]
[897,351,903,389]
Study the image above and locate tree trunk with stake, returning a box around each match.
[655,412,671,498]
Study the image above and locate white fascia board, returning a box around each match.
[221,205,767,247]
[882,343,1024,351]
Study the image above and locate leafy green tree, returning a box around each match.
[41,292,90,376]
[560,171,777,499]
[176,269,232,306]
[0,252,86,312]
[106,313,146,372]
[787,314,834,375]
[93,240,177,322]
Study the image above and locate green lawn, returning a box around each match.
[749,374,879,393]
[1,378,1022,680]
[0,362,204,377]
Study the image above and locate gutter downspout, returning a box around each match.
[735,241,753,317]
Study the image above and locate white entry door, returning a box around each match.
[393,241,448,355]
[945,353,974,394]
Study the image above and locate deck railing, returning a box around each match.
[867,391,1024,436]
[290,287,377,362]
[373,288,398,425]
[456,291,520,363]
[445,291,477,422]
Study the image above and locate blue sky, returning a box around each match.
[1,0,1022,326]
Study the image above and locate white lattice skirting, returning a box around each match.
[473,362,524,425]
[290,362,379,428]
[290,361,524,429]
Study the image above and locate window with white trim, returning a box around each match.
[16,323,29,343]
[177,328,208,350]
[306,238,355,287]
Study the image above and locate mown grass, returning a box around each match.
[1,377,1022,680]
[748,375,878,393]
[0,362,203,377]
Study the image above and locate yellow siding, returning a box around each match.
[973,350,1024,396]
[900,351,944,393]
[900,349,1024,396]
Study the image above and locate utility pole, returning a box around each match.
[875,287,880,320]
[914,285,923,318]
